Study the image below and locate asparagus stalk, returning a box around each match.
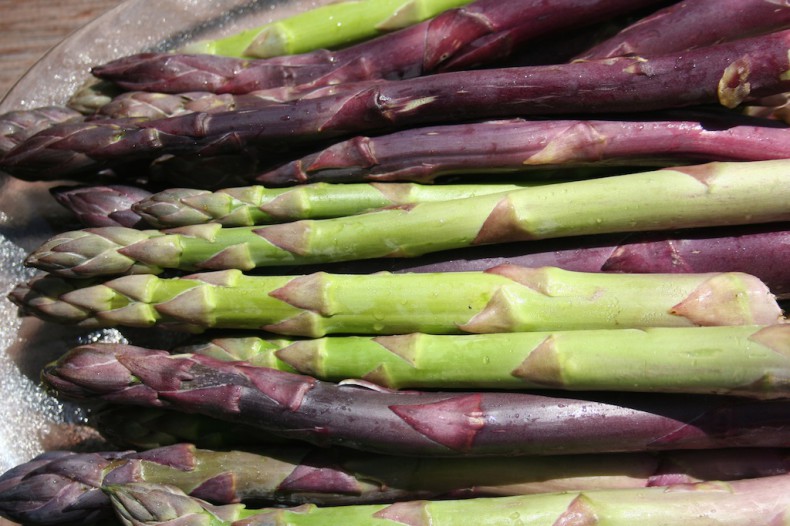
[51,185,152,228]
[41,343,790,457]
[177,325,790,398]
[576,0,790,60]
[133,182,528,228]
[8,31,790,181]
[4,444,790,526]
[24,161,790,278]
[93,0,660,94]
[10,266,783,334]
[104,475,790,526]
[181,0,474,58]
[90,406,287,450]
[255,116,790,185]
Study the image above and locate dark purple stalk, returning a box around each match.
[92,0,663,95]
[577,0,790,60]
[42,344,790,458]
[5,31,790,182]
[257,115,790,185]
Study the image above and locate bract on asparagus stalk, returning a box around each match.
[575,0,790,60]
[9,266,783,335]
[40,344,790,457]
[23,161,790,278]
[6,31,790,181]
[103,475,790,526]
[181,0,474,58]
[93,0,662,94]
[4,443,790,526]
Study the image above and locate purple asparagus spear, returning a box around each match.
[5,30,790,182]
[92,0,664,95]
[576,0,790,60]
[256,115,790,185]
[42,344,790,458]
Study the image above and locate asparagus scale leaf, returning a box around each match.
[104,474,790,526]
[4,443,790,526]
[24,161,790,278]
[42,344,790,457]
[7,31,790,181]
[10,266,782,335]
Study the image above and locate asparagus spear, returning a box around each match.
[90,406,288,450]
[4,444,790,526]
[24,161,790,278]
[7,30,790,181]
[93,0,661,94]
[104,475,790,526]
[51,185,152,228]
[133,182,529,228]
[576,0,790,60]
[181,0,474,59]
[41,343,790,457]
[255,116,790,185]
[10,266,783,334]
[177,325,790,398]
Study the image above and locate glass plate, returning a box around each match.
[0,0,336,476]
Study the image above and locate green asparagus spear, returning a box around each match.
[181,0,473,58]
[9,266,782,335]
[178,325,790,398]
[133,182,527,228]
[25,161,790,278]
[105,474,790,526]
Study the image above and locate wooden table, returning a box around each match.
[0,0,121,102]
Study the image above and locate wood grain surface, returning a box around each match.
[0,0,121,102]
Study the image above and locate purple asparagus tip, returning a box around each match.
[51,185,153,228]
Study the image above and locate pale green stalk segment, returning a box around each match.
[137,182,526,228]
[185,325,790,398]
[29,266,782,335]
[179,0,473,58]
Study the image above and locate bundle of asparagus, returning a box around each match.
[3,0,790,525]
